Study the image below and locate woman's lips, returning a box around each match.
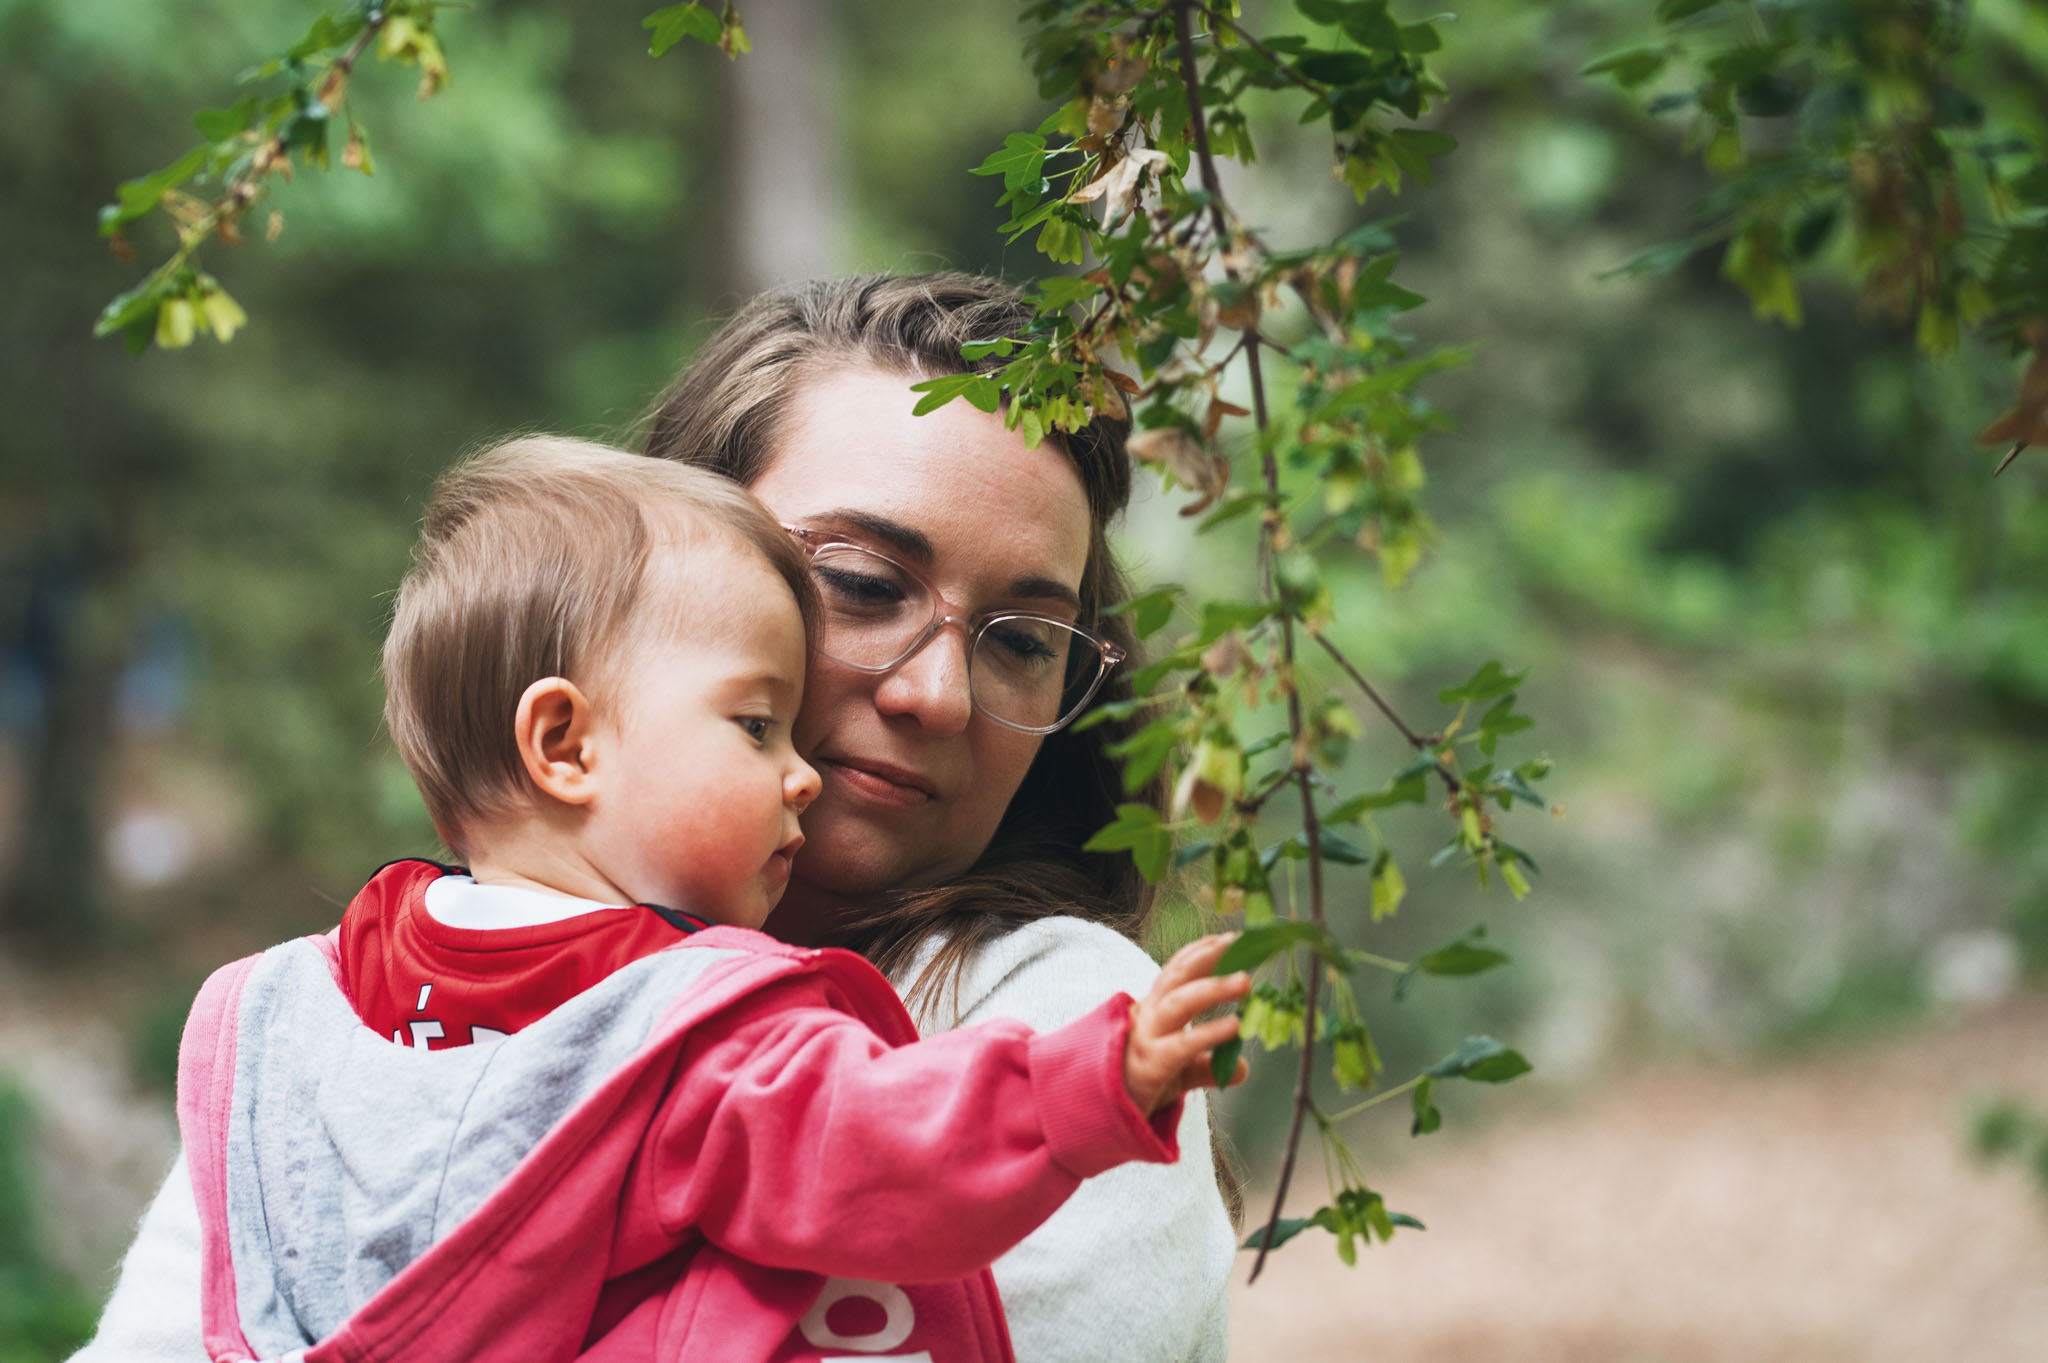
[817,757,935,809]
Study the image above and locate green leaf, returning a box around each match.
[100,145,210,236]
[1328,771,1429,822]
[1241,1208,1332,1253]
[1581,45,1672,90]
[1036,215,1086,264]
[1197,598,1277,645]
[1068,696,1148,734]
[1082,803,1173,882]
[1216,920,1339,975]
[1416,926,1510,977]
[1210,1034,1244,1089]
[1034,275,1103,310]
[193,96,258,143]
[909,372,988,416]
[972,132,1051,191]
[1386,128,1457,186]
[1790,206,1838,261]
[644,3,722,57]
[1493,839,1541,875]
[1427,1035,1533,1083]
[1196,490,1267,531]
[1107,717,1178,792]
[1106,586,1180,639]
[1411,1075,1442,1135]
[1365,849,1403,920]
[93,279,167,339]
[286,10,365,61]
[1601,239,1699,280]
[1397,22,1441,54]
[1318,829,1371,865]
[1438,660,1525,706]
[1489,770,1546,808]
[1657,0,1723,20]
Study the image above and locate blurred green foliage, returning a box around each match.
[0,1083,96,1363]
[0,0,1041,957]
[1972,1094,2048,1197]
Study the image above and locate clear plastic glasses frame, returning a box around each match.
[785,526,1126,735]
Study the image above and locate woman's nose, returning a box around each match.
[872,621,974,735]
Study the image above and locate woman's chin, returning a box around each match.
[786,816,969,904]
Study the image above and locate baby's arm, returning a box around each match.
[67,1151,209,1363]
[638,938,1245,1286]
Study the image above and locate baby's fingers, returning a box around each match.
[1153,933,1237,993]
[1143,970,1251,1036]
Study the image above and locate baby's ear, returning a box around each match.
[514,676,600,806]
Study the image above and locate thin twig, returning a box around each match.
[1199,3,1328,103]
[127,15,393,297]
[1236,764,1295,815]
[1174,0,1337,1281]
[1307,628,1426,749]
[1172,2,1232,245]
[1325,1073,1424,1124]
[1308,628,1466,799]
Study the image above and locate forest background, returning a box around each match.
[3,0,2047,1358]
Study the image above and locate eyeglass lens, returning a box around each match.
[807,544,1104,730]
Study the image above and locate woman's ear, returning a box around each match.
[514,676,601,807]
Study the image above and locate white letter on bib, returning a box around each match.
[798,1278,926,1360]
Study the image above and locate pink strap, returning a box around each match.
[175,954,262,1363]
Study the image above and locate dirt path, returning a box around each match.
[1227,997,2048,1363]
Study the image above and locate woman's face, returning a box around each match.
[745,364,1093,915]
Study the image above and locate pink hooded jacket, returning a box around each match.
[175,924,1182,1363]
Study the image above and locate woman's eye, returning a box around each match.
[987,624,1059,664]
[736,716,773,742]
[814,564,905,607]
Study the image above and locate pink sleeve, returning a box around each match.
[639,984,1182,1284]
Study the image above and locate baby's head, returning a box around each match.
[383,436,821,928]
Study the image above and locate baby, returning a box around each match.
[170,436,1246,1363]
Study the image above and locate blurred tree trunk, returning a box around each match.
[0,529,119,955]
[721,0,850,294]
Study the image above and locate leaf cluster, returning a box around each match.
[1587,0,2047,390]
[928,1,1553,1274]
[93,0,453,354]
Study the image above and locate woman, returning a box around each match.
[72,274,1238,1363]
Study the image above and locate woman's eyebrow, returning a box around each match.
[813,509,935,564]
[1008,575,1082,610]
[811,508,1082,608]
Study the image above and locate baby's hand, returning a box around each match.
[1123,934,1251,1117]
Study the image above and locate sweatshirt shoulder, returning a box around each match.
[950,917,1160,1033]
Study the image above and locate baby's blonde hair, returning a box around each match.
[382,435,813,852]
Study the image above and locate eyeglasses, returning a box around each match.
[785,527,1126,735]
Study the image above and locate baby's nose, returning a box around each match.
[788,757,822,813]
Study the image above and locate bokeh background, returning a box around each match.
[3,1,2045,1358]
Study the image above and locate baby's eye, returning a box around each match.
[735,716,773,743]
